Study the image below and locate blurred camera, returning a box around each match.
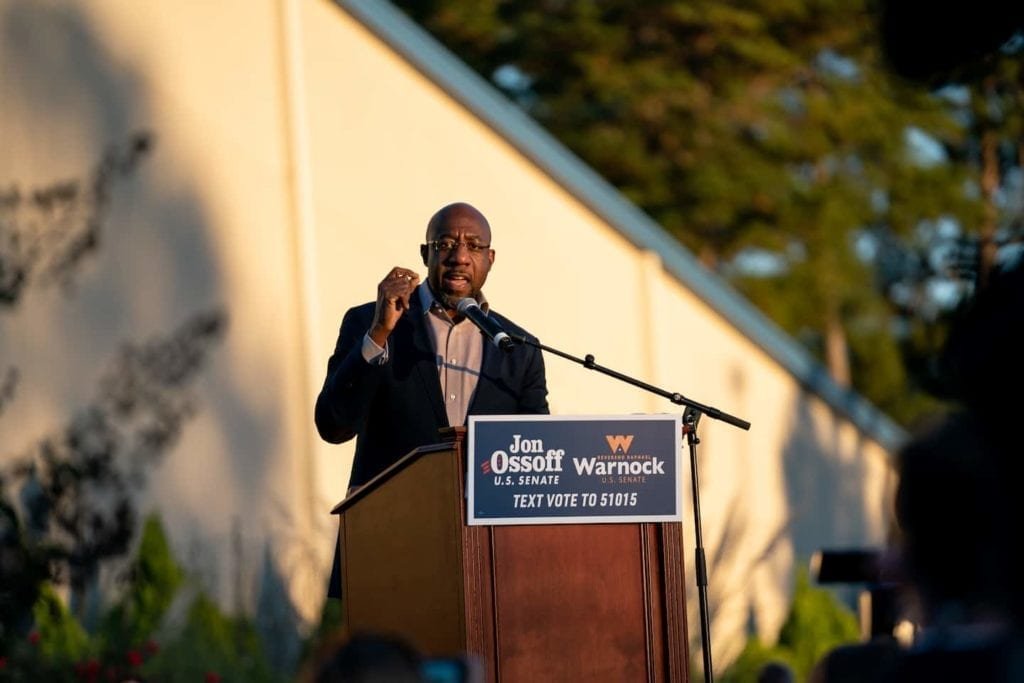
[811,549,884,584]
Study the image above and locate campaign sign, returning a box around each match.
[466,414,682,526]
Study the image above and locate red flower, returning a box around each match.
[75,659,101,682]
[0,656,7,669]
[204,673,222,683]
[126,650,144,667]
[27,631,40,646]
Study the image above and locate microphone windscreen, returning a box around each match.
[456,297,479,313]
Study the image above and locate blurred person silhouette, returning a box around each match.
[757,660,795,683]
[935,259,1024,623]
[884,411,1021,681]
[891,227,1024,682]
[310,632,425,683]
[811,410,1020,682]
[941,258,1024,465]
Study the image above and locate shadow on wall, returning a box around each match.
[782,385,879,563]
[700,453,797,658]
[0,1,140,152]
[697,385,883,663]
[0,0,306,671]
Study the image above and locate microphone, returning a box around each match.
[456,298,515,352]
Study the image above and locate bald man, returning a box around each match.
[315,202,550,490]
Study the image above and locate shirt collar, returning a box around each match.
[418,282,489,316]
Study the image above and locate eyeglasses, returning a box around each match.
[424,239,492,255]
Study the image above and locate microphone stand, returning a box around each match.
[509,333,751,683]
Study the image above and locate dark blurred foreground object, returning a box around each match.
[811,409,1024,682]
[939,261,1024,624]
[308,632,483,683]
[313,633,424,683]
[757,660,796,683]
[895,411,1016,623]
[812,549,900,640]
[941,262,1024,435]
[889,410,1024,683]
[879,0,1024,84]
[809,548,904,683]
[812,550,883,585]
[809,638,903,683]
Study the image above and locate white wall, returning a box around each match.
[0,0,323,624]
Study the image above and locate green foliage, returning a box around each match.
[0,585,97,682]
[0,132,248,680]
[297,592,344,667]
[98,514,184,653]
[777,569,860,676]
[32,585,91,666]
[143,594,280,683]
[0,513,286,683]
[0,302,227,628]
[720,568,859,683]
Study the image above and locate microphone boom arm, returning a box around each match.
[508,333,750,431]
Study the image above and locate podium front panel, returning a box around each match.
[340,448,466,655]
[491,523,652,680]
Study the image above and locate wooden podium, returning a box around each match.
[331,429,690,682]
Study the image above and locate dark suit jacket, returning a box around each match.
[315,298,550,489]
[316,298,549,598]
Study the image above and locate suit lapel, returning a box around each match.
[469,332,504,415]
[407,311,448,426]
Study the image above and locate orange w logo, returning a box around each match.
[605,434,634,454]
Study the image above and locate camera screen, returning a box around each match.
[421,657,468,683]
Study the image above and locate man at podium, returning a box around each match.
[315,201,549,491]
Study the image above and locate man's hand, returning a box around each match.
[369,267,421,347]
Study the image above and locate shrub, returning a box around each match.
[719,567,860,682]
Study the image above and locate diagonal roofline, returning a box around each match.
[335,0,907,452]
